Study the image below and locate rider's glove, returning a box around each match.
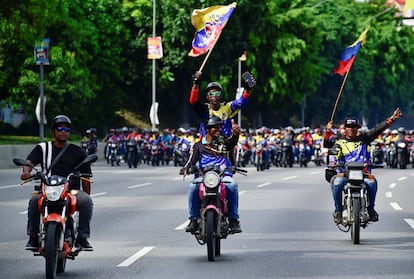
[191,71,202,85]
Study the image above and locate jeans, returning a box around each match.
[27,191,93,238]
[331,176,377,212]
[188,176,239,220]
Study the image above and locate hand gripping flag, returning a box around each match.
[188,2,237,57]
[333,27,369,76]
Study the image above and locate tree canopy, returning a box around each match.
[1,0,413,135]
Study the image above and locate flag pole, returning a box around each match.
[330,70,350,123]
[197,31,224,73]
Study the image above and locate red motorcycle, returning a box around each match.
[14,154,97,279]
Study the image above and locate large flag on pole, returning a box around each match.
[188,2,237,57]
[333,27,369,76]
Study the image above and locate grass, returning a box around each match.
[0,135,82,145]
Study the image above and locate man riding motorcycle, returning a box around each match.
[181,116,242,233]
[21,115,94,251]
[329,108,402,224]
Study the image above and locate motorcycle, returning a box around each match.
[185,165,247,261]
[311,140,323,166]
[370,140,385,168]
[396,140,408,169]
[387,142,397,168]
[173,140,190,167]
[13,154,98,279]
[107,142,120,166]
[335,162,373,244]
[298,142,309,168]
[280,141,293,168]
[125,140,140,168]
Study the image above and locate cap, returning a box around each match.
[344,117,361,128]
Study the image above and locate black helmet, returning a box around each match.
[206,82,223,94]
[51,115,72,129]
[205,116,222,129]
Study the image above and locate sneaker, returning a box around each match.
[185,219,199,233]
[25,235,39,251]
[76,237,93,251]
[333,211,342,224]
[368,209,379,222]
[229,219,242,233]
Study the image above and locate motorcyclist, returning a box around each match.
[182,116,242,233]
[330,108,402,224]
[189,71,255,138]
[21,115,94,250]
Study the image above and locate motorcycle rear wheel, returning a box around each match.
[45,222,60,279]
[206,210,216,261]
[351,197,361,244]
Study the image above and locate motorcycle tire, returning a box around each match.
[351,197,361,245]
[398,153,406,169]
[206,210,216,261]
[45,222,60,279]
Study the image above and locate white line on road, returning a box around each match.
[239,190,247,195]
[117,246,154,267]
[128,183,152,189]
[0,184,19,189]
[256,182,271,188]
[282,176,296,180]
[389,183,397,189]
[390,202,403,211]
[173,177,183,180]
[19,211,27,215]
[91,192,107,197]
[404,219,414,230]
[397,176,407,181]
[175,220,189,231]
[385,192,392,198]
[309,171,320,175]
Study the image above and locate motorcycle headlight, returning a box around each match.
[44,184,65,201]
[203,171,220,189]
[397,142,406,148]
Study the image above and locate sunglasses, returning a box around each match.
[207,90,221,97]
[56,126,71,132]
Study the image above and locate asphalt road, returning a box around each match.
[1,161,413,279]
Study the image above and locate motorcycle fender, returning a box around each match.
[43,213,65,226]
[351,193,361,198]
[199,184,205,200]
[202,205,220,216]
[67,193,77,216]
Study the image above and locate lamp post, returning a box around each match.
[151,0,157,131]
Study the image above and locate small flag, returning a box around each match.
[188,2,237,57]
[239,51,247,61]
[333,27,369,76]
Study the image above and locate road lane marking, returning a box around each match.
[389,183,397,189]
[385,192,392,198]
[91,192,107,197]
[19,211,27,215]
[0,184,19,189]
[390,202,403,211]
[309,171,320,175]
[397,177,407,181]
[282,176,296,180]
[239,190,247,195]
[257,182,271,188]
[128,183,152,189]
[404,219,414,230]
[175,220,190,231]
[117,246,154,267]
[173,177,182,180]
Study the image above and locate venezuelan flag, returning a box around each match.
[189,2,237,57]
[333,28,369,76]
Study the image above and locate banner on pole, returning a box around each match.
[34,38,50,65]
[147,37,163,59]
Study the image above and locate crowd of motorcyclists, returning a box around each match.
[81,124,414,170]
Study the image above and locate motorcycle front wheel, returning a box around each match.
[351,197,361,245]
[206,210,217,261]
[45,222,60,279]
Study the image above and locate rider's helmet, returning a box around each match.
[397,127,406,135]
[391,129,398,135]
[205,116,222,129]
[122,126,128,133]
[51,115,72,130]
[205,82,223,96]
